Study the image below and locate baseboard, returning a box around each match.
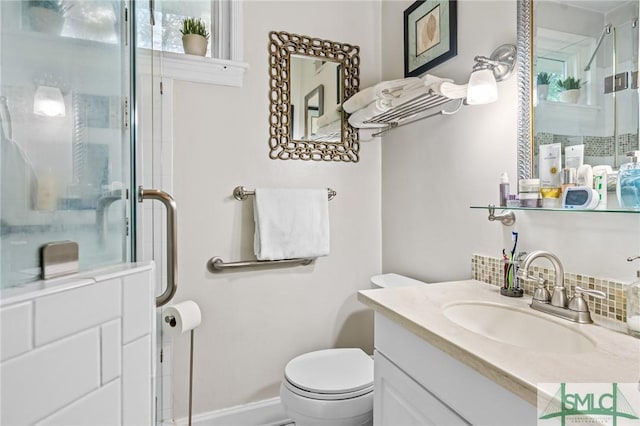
[172,397,292,426]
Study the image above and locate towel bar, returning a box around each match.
[369,97,464,136]
[207,256,314,272]
[233,186,337,201]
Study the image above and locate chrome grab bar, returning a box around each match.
[207,256,314,272]
[138,187,178,307]
[233,185,337,201]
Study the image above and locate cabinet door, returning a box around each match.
[374,351,470,426]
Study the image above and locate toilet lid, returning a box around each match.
[284,348,373,395]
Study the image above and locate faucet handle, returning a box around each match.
[575,286,606,299]
[530,274,551,303]
[568,286,606,312]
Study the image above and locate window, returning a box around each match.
[135,0,241,61]
[535,56,566,101]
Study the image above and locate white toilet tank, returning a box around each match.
[370,273,428,289]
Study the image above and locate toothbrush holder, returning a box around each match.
[500,256,524,298]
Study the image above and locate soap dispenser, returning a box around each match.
[627,256,640,338]
[499,172,510,207]
[617,151,640,209]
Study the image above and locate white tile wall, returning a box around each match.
[34,279,122,346]
[123,272,153,344]
[37,379,122,426]
[0,263,154,426]
[1,329,101,425]
[123,335,153,426]
[0,301,33,361]
[101,319,122,384]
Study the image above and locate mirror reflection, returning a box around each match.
[268,31,359,162]
[291,55,341,142]
[532,0,639,175]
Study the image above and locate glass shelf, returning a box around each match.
[470,205,640,214]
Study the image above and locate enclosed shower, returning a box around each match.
[0,1,177,424]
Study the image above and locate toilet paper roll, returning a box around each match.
[163,300,202,335]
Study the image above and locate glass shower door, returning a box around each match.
[0,1,132,288]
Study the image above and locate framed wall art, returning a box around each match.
[404,0,457,77]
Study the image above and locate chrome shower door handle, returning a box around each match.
[138,187,178,307]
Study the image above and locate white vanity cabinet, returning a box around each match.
[374,350,468,425]
[373,313,537,426]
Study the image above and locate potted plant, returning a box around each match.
[536,72,553,101]
[180,17,209,56]
[27,0,72,34]
[556,76,583,103]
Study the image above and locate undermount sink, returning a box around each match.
[443,302,596,353]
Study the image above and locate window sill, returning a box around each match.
[137,49,248,87]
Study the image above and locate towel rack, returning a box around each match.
[233,186,337,201]
[366,92,464,136]
[207,256,314,272]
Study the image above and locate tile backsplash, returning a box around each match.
[535,132,639,156]
[471,254,628,324]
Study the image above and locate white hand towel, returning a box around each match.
[347,99,391,128]
[253,188,330,261]
[421,74,454,86]
[342,78,421,113]
[431,81,468,99]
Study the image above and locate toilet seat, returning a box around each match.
[284,348,373,401]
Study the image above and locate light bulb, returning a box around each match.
[33,85,66,117]
[466,68,498,105]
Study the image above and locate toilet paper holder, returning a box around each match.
[165,315,177,327]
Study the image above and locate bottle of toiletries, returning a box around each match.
[539,143,561,208]
[561,168,576,194]
[499,172,510,207]
[627,271,640,338]
[617,151,640,209]
[35,168,58,211]
[592,166,608,210]
[577,164,593,188]
[519,178,541,208]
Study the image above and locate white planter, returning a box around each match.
[537,84,549,101]
[182,34,208,56]
[559,89,580,103]
[28,7,64,35]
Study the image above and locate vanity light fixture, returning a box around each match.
[33,85,66,117]
[466,44,517,105]
[466,67,498,105]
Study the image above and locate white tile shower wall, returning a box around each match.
[0,301,32,361]
[0,263,155,425]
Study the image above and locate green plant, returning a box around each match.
[555,76,583,91]
[537,72,553,85]
[28,0,72,16]
[180,17,210,40]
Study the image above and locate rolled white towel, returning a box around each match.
[421,74,454,86]
[348,99,391,128]
[388,81,467,108]
[343,78,421,113]
[431,81,468,99]
[389,86,431,108]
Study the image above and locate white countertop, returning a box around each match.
[358,279,640,405]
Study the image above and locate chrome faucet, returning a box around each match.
[518,250,567,307]
[517,250,605,324]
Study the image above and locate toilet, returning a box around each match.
[279,273,427,426]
